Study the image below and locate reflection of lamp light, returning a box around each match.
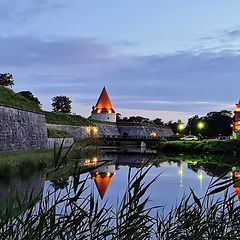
[84,157,98,166]
[197,169,203,189]
[178,165,183,187]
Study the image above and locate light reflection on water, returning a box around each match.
[0,151,239,210]
[43,151,237,209]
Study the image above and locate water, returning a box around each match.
[0,150,237,209]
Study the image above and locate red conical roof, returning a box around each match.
[92,173,114,199]
[92,87,115,113]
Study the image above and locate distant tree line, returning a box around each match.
[118,110,233,138]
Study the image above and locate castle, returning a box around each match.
[91,87,117,123]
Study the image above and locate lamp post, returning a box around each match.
[178,123,184,135]
[197,121,205,139]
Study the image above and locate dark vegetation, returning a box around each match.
[44,111,97,126]
[52,95,72,114]
[0,86,41,112]
[158,139,240,155]
[18,91,42,108]
[0,138,105,177]
[0,152,240,239]
[184,110,233,137]
[0,73,14,88]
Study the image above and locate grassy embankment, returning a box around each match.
[158,139,240,155]
[0,138,106,178]
[0,86,41,112]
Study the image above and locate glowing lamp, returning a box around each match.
[178,124,184,131]
[197,122,204,130]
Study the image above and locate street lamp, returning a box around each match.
[197,122,204,130]
[178,123,184,134]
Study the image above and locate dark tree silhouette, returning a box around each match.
[152,118,164,126]
[0,73,14,87]
[185,111,232,137]
[18,91,42,108]
[52,96,72,114]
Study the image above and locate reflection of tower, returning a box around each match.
[91,163,116,199]
[232,167,240,198]
[178,165,184,187]
[197,169,203,189]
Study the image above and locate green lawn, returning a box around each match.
[0,86,41,112]
[0,138,106,177]
[158,139,240,155]
[44,111,100,126]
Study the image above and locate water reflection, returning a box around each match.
[82,152,234,202]
[232,167,240,198]
[91,163,116,199]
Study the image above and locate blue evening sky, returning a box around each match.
[1,0,240,122]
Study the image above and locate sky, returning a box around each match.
[1,0,240,122]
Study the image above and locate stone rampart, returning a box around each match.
[0,105,48,152]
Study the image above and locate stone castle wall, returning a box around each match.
[0,105,48,152]
[46,124,88,140]
[47,123,173,140]
[117,125,173,138]
[46,123,120,140]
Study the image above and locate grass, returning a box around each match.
[0,158,240,239]
[158,139,240,155]
[0,86,41,112]
[44,111,99,126]
[47,128,72,138]
[0,138,107,178]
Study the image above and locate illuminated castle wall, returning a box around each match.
[233,100,240,138]
[91,87,116,123]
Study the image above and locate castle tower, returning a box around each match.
[91,87,116,122]
[233,100,240,138]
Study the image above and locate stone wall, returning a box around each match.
[98,123,120,137]
[0,105,48,152]
[46,123,120,140]
[46,124,88,140]
[117,124,173,138]
[47,138,75,149]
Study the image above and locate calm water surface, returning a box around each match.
[1,150,238,210]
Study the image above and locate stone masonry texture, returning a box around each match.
[0,105,48,152]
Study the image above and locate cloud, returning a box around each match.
[0,0,67,23]
[0,35,238,120]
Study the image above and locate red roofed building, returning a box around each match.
[233,100,240,138]
[91,87,117,122]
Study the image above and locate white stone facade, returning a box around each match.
[91,112,116,123]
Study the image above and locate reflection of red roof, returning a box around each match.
[92,173,115,199]
[92,87,115,113]
[235,187,240,197]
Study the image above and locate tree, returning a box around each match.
[0,73,14,87]
[18,91,42,108]
[52,96,72,114]
[152,118,164,126]
[185,111,233,137]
